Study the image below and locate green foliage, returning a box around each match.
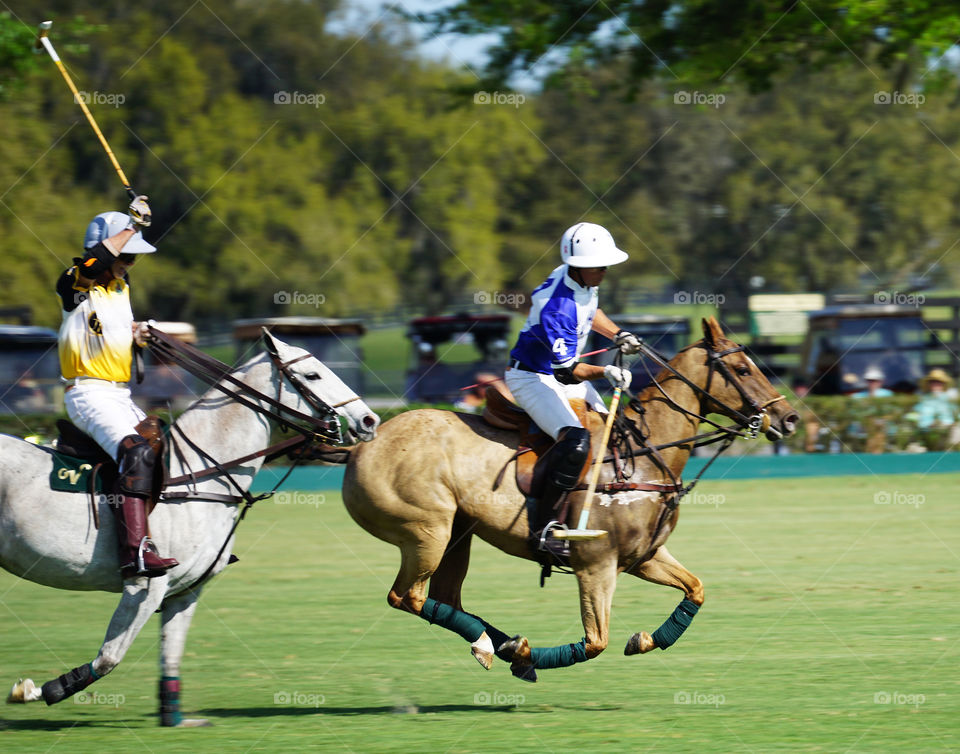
[426,0,960,92]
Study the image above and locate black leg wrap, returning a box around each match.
[159,676,182,726]
[41,662,97,705]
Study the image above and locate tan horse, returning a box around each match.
[342,317,797,679]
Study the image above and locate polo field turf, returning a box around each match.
[2,472,957,752]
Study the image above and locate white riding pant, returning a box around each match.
[64,383,146,461]
[504,368,607,440]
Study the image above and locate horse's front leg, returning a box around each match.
[623,545,703,655]
[39,578,167,704]
[158,588,210,727]
[500,556,618,674]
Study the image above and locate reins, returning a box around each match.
[143,326,355,595]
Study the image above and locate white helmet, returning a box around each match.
[84,211,156,254]
[560,222,628,268]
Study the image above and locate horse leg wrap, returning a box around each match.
[41,662,99,705]
[467,613,514,662]
[420,598,485,642]
[159,676,182,727]
[530,639,588,669]
[651,598,700,649]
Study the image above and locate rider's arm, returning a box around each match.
[591,308,620,339]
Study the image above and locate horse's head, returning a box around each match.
[263,330,379,443]
[693,317,798,441]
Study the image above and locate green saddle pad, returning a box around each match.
[49,452,108,494]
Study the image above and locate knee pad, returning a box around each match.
[549,426,591,489]
[116,434,156,496]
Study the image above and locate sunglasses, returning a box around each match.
[118,253,137,264]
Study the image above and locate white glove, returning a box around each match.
[614,330,642,355]
[604,364,632,390]
[128,195,152,228]
[132,319,155,347]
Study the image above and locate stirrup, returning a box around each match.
[137,537,153,574]
[538,521,570,556]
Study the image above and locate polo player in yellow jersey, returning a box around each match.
[56,195,178,579]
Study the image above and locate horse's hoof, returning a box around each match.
[7,678,41,704]
[510,662,538,683]
[624,631,657,656]
[497,634,531,662]
[174,718,212,727]
[471,632,494,670]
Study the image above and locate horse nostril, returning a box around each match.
[784,412,799,431]
[362,415,376,427]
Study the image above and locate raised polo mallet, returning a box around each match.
[35,20,137,200]
[551,385,624,541]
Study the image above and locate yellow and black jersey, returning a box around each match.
[56,262,134,382]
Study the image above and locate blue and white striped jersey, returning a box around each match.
[509,265,598,373]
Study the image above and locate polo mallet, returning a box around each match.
[35,20,137,200]
[551,384,623,541]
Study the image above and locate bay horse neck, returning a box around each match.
[171,354,280,471]
[623,340,721,480]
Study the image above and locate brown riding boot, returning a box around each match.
[115,494,178,578]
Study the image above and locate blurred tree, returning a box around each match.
[423,0,960,92]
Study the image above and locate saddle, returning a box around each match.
[53,416,167,516]
[483,387,600,502]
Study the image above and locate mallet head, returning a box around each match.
[35,20,52,49]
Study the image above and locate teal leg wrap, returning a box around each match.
[651,598,700,649]
[530,639,588,669]
[160,676,182,727]
[420,598,485,642]
[466,613,513,661]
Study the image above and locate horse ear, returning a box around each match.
[701,316,725,347]
[262,327,281,357]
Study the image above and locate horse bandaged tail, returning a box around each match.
[652,598,700,649]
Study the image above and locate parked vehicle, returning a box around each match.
[799,305,927,394]
[0,325,60,415]
[233,317,366,394]
[404,314,511,403]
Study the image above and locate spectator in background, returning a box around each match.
[910,369,957,430]
[852,367,893,399]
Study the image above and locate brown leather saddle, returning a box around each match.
[483,386,601,500]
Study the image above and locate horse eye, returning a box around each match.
[736,365,750,377]
[305,372,321,381]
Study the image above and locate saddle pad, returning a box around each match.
[49,452,106,494]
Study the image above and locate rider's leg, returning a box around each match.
[531,426,591,534]
[115,434,178,578]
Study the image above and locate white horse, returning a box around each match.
[3,330,378,726]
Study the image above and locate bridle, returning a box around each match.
[635,340,786,442]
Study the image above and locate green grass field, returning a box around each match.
[2,473,958,752]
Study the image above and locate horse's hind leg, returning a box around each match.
[39,579,167,705]
[158,589,210,727]
[623,545,704,655]
[387,520,490,669]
